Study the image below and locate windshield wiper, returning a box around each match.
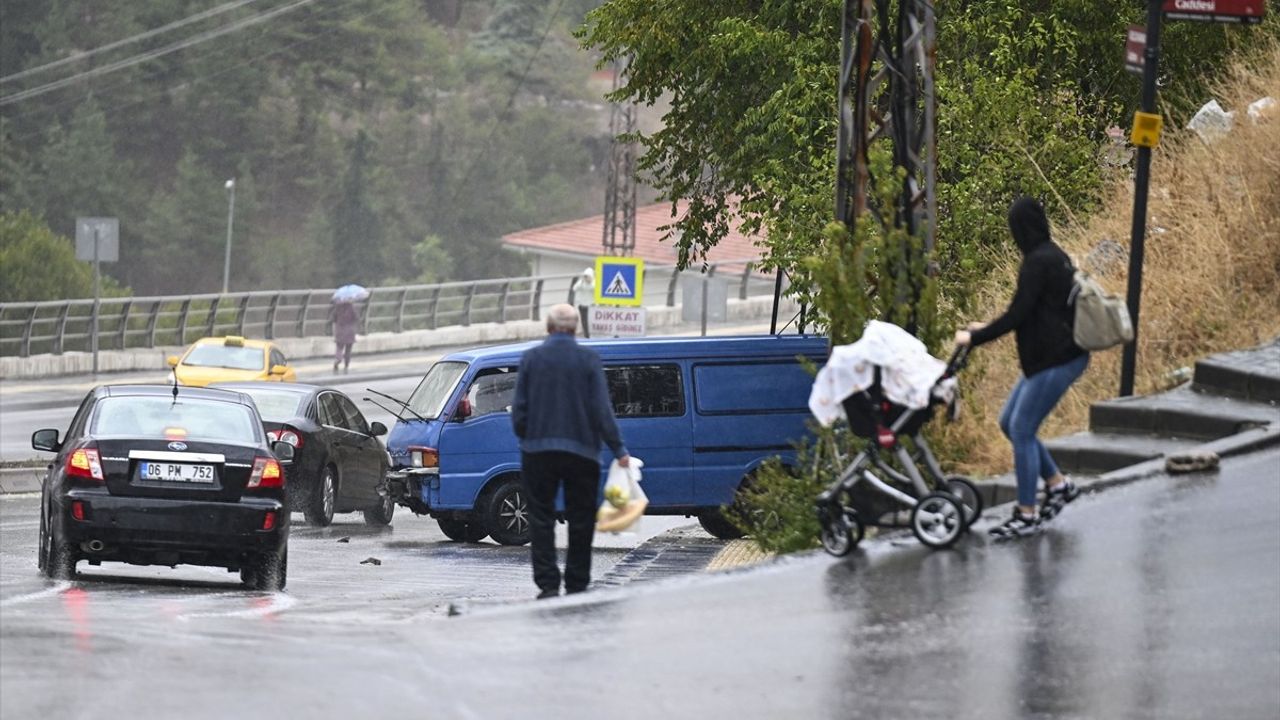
[365,388,429,422]
[363,397,408,423]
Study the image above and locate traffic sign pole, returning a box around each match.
[1120,0,1164,397]
[92,226,100,376]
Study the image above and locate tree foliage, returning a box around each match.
[579,0,1280,332]
[0,0,613,300]
[0,211,94,301]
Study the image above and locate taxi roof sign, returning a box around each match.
[594,256,645,307]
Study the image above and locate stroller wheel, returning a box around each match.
[911,492,964,549]
[820,508,864,557]
[944,476,985,530]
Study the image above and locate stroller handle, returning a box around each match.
[942,344,972,378]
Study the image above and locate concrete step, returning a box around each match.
[1193,340,1280,403]
[1090,386,1280,440]
[1044,431,1200,475]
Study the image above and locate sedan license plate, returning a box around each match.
[139,461,215,484]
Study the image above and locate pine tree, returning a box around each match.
[329,131,384,286]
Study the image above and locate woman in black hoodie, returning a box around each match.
[955,197,1089,539]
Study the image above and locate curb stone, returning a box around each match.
[609,425,1280,580]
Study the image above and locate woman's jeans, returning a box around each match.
[999,354,1090,507]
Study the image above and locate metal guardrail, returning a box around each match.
[0,260,776,358]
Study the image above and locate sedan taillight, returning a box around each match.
[248,456,284,489]
[266,428,303,448]
[66,447,104,483]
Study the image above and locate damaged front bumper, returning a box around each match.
[385,467,439,516]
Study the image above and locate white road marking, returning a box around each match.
[0,580,72,608]
[176,591,297,621]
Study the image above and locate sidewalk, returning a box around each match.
[580,338,1280,590]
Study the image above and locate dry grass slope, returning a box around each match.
[939,44,1280,475]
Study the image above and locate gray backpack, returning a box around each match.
[1069,270,1133,351]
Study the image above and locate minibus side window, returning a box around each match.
[605,364,684,418]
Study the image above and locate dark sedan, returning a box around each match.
[31,385,294,590]
[213,382,393,527]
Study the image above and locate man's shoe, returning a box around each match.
[564,587,587,595]
[1040,480,1081,520]
[536,588,559,600]
[989,508,1042,541]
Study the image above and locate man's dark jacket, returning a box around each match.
[512,333,627,463]
[970,197,1087,377]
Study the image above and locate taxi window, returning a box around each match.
[270,349,286,367]
[183,344,264,371]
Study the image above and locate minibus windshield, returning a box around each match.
[406,361,467,419]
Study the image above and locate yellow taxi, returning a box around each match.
[167,336,298,387]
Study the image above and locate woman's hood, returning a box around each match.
[1008,196,1051,255]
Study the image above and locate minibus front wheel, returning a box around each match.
[479,477,531,546]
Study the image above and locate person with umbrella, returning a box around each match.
[330,284,367,373]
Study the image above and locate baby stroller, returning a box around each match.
[810,327,982,555]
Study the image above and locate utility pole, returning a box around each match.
[834,0,938,331]
[222,178,236,294]
[602,58,637,257]
[1119,0,1164,397]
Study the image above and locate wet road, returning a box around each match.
[0,351,432,462]
[3,447,1278,718]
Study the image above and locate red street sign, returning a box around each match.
[1163,0,1266,23]
[1124,26,1147,75]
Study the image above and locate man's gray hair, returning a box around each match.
[546,303,580,334]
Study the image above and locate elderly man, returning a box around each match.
[512,303,629,599]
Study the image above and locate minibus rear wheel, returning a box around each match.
[697,508,745,540]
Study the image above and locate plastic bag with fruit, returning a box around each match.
[596,457,646,533]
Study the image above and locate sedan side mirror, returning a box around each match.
[271,441,295,464]
[369,421,388,437]
[167,355,180,368]
[270,364,288,376]
[32,428,60,453]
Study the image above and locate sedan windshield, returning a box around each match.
[407,361,467,419]
[92,397,260,443]
[182,344,264,371]
[234,388,308,423]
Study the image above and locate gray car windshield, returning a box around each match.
[407,361,467,419]
[182,344,264,371]
[234,389,307,423]
[92,397,260,443]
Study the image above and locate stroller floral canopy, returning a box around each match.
[809,321,956,427]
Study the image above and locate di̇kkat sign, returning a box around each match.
[1163,0,1267,23]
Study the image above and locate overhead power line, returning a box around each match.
[0,0,265,86]
[0,0,319,107]
[449,0,569,207]
[0,0,391,148]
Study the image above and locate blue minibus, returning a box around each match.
[384,334,828,545]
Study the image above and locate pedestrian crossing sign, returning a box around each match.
[594,256,644,307]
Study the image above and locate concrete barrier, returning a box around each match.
[0,296,798,381]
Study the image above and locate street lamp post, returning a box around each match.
[222,178,236,294]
